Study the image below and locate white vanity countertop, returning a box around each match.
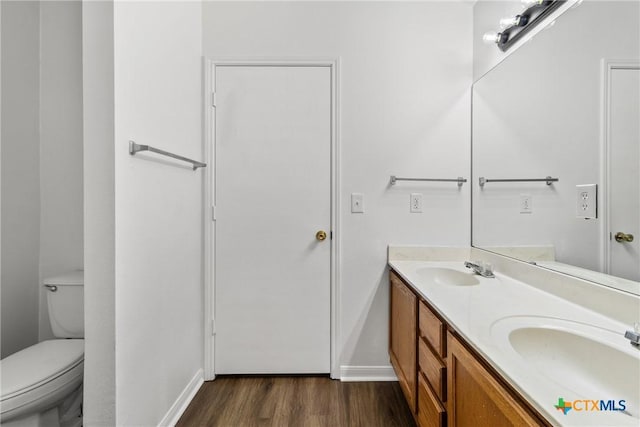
[388,259,639,427]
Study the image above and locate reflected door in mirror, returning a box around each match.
[608,67,640,281]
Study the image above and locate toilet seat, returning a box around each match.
[0,339,84,421]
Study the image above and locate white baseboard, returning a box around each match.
[339,365,398,382]
[158,368,204,427]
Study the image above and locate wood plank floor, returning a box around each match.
[176,376,416,427]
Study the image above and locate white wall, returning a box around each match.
[1,0,41,359]
[82,2,203,423]
[113,1,204,424]
[203,1,473,372]
[38,0,84,341]
[0,0,2,360]
[1,1,84,357]
[82,1,116,424]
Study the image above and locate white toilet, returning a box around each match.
[1,270,84,427]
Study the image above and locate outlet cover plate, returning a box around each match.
[520,194,532,214]
[410,193,423,213]
[576,184,597,219]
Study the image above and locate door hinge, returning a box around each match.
[211,206,217,221]
[212,92,217,108]
[211,319,216,335]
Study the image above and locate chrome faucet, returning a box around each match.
[625,322,640,347]
[464,261,495,278]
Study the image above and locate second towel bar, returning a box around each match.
[479,176,558,187]
[390,176,467,187]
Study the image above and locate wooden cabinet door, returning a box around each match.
[447,333,544,427]
[390,271,417,413]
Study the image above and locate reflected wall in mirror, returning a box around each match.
[472,0,639,294]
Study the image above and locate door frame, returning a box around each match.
[203,58,341,380]
[600,59,640,274]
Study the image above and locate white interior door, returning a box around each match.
[214,65,331,374]
[608,67,640,281]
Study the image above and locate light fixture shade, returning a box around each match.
[521,0,544,8]
[483,31,500,44]
[500,15,530,29]
[499,16,519,29]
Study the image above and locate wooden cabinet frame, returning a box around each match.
[389,272,417,412]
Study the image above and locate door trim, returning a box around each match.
[203,58,341,380]
[600,59,640,274]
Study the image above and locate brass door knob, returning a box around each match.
[316,230,327,241]
[615,232,634,243]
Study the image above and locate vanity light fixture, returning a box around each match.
[484,0,566,52]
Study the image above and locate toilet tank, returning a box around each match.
[44,270,84,338]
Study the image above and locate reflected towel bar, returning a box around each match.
[390,176,467,187]
[129,141,207,170]
[479,176,558,187]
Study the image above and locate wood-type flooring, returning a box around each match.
[177,376,416,427]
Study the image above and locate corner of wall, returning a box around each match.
[82,0,116,424]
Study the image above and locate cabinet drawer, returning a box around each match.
[417,372,446,427]
[419,337,446,402]
[419,301,445,357]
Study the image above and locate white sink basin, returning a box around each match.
[492,316,639,419]
[415,267,480,286]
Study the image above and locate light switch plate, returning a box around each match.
[351,193,364,213]
[576,184,597,219]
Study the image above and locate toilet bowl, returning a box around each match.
[1,340,84,426]
[0,271,84,427]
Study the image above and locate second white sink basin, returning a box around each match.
[415,267,480,286]
[492,316,639,419]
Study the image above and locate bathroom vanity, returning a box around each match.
[388,247,639,427]
[390,265,545,426]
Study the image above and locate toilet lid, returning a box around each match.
[1,339,84,399]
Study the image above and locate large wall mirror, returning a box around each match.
[472,1,639,294]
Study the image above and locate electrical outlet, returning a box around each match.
[576,184,597,219]
[410,193,423,213]
[351,193,364,213]
[520,194,532,214]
